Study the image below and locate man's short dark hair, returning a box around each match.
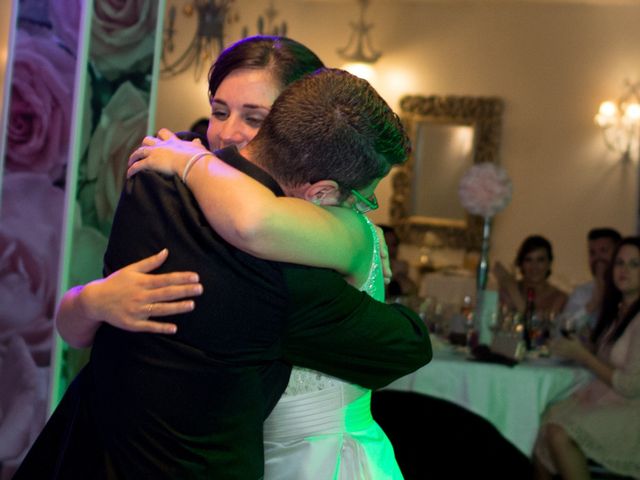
[588,227,622,244]
[249,68,410,196]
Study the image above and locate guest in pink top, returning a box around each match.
[533,236,640,479]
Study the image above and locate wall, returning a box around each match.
[156,0,640,290]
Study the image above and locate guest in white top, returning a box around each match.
[563,228,621,332]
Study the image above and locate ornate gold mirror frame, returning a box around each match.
[390,95,505,251]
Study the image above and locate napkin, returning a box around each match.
[469,344,518,367]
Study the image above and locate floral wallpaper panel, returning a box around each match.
[0,0,162,477]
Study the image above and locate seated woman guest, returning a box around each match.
[533,236,640,479]
[494,235,567,316]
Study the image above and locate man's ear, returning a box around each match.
[303,180,341,206]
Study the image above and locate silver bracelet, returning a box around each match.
[181,152,211,184]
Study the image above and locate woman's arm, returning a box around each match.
[493,261,525,312]
[549,289,568,316]
[550,336,614,386]
[554,315,640,398]
[128,129,374,284]
[610,317,640,398]
[56,249,203,348]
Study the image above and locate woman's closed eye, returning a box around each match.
[212,109,229,121]
[244,115,265,128]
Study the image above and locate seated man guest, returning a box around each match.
[563,227,621,334]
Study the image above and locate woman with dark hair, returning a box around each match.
[533,236,640,479]
[494,234,568,315]
[58,35,325,344]
[56,37,406,479]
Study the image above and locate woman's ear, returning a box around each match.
[304,180,341,206]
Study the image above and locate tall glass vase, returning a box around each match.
[476,215,492,294]
[475,215,496,345]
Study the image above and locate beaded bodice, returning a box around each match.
[283,216,384,396]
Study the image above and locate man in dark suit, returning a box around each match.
[15,69,431,479]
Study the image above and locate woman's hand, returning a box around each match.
[375,225,392,285]
[493,261,525,311]
[549,335,614,386]
[493,261,515,286]
[549,335,590,363]
[127,128,209,179]
[80,249,202,334]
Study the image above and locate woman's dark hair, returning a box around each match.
[208,36,324,99]
[592,236,640,346]
[515,235,554,278]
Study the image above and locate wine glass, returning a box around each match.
[555,312,577,339]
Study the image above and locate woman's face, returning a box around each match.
[207,68,282,150]
[520,248,551,284]
[613,244,640,300]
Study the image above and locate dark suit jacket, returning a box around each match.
[15,146,431,480]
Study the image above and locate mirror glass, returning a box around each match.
[390,95,504,251]
[412,123,475,221]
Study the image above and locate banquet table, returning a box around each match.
[384,341,593,457]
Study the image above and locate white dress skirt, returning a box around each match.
[263,216,403,479]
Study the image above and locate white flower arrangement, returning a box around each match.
[458,162,512,218]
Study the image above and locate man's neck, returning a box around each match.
[239,144,298,197]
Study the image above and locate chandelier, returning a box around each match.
[337,0,381,64]
[162,1,238,80]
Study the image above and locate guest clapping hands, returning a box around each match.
[494,235,567,317]
[493,235,567,315]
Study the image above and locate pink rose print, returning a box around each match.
[50,0,83,55]
[0,336,48,479]
[0,173,64,358]
[85,81,149,232]
[91,0,158,80]
[6,32,75,181]
[69,213,109,287]
[0,232,51,337]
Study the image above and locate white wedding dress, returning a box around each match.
[263,216,404,479]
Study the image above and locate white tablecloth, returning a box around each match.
[385,346,592,457]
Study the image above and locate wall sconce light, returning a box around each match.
[337,0,381,65]
[595,80,640,162]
